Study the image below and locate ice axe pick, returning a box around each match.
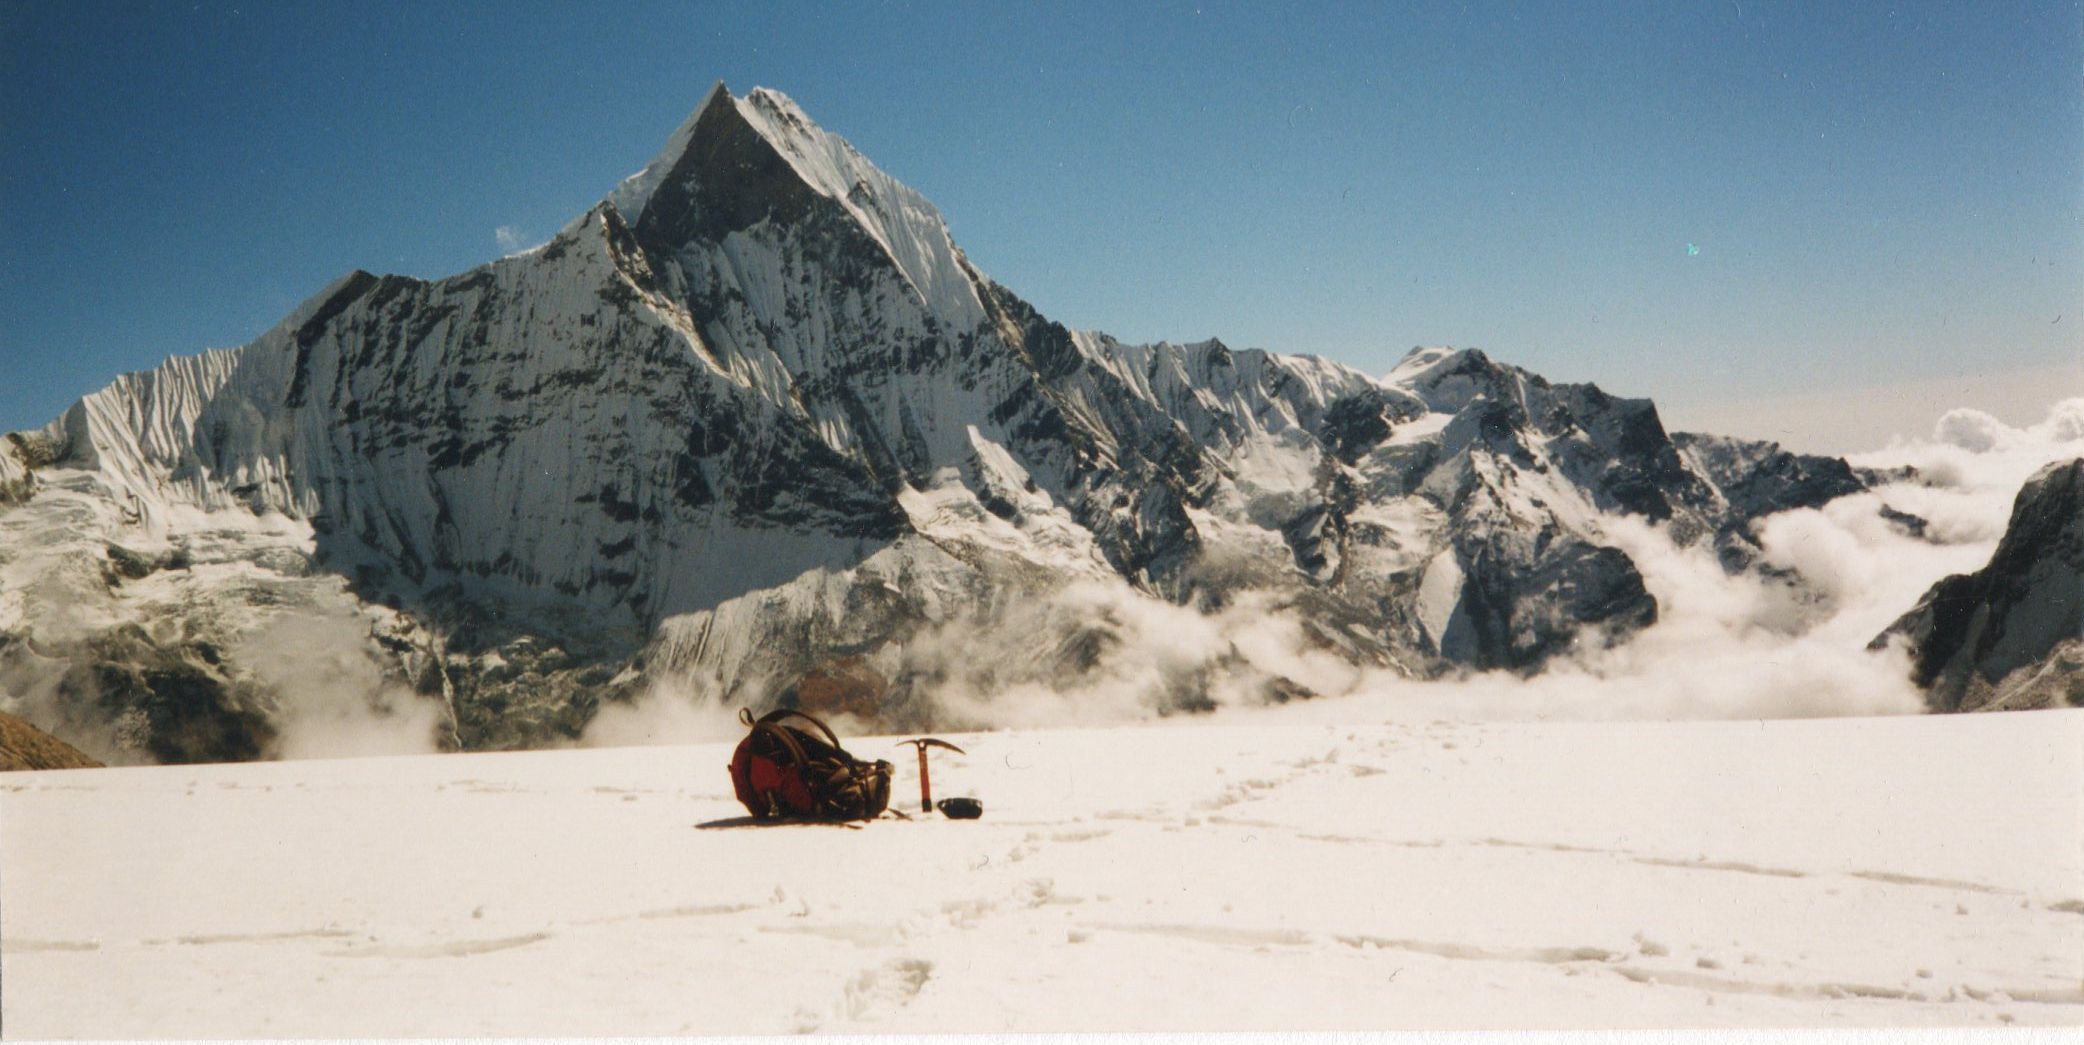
[896,738,965,813]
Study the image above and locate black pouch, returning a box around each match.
[937,797,983,819]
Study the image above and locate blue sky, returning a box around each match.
[3,1,2079,450]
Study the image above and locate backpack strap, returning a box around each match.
[755,708,848,755]
[750,719,813,769]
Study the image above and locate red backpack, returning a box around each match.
[728,708,894,822]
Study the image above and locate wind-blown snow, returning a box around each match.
[4,710,2078,1035]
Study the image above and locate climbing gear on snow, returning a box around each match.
[728,708,893,822]
[896,737,965,813]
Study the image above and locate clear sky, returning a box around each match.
[4,1,2079,452]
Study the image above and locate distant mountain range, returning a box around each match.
[2,83,2076,763]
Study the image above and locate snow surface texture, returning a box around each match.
[3,709,2079,1034]
[2,82,2081,764]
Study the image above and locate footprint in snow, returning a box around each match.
[166,928,354,946]
[839,957,934,1022]
[1048,828,1112,843]
[323,931,551,959]
[1092,922,1314,949]
[2,938,100,952]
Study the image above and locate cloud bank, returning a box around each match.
[1344,396,2084,723]
[591,396,2084,742]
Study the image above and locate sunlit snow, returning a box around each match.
[3,709,2078,1034]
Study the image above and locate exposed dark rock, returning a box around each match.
[55,626,278,764]
[779,657,890,720]
[1318,389,1411,463]
[1878,505,1932,541]
[0,711,104,771]
[1445,534,1657,672]
[634,86,822,250]
[0,432,41,504]
[1876,458,2084,711]
[1674,431,1865,518]
[105,543,185,581]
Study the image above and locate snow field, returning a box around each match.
[3,708,2080,1035]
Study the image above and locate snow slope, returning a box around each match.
[5,708,2079,1035]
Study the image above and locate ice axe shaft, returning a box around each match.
[897,738,965,813]
[915,746,930,812]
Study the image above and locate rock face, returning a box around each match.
[0,710,103,771]
[0,84,1879,760]
[1878,458,2084,711]
[1670,432,1866,568]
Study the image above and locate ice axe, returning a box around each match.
[896,738,965,813]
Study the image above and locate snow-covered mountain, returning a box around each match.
[1879,458,2084,711]
[1,84,1893,761]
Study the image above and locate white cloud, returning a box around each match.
[1660,362,2084,456]
[1343,395,2084,722]
[982,395,2083,726]
[494,225,524,253]
[578,396,2084,741]
[578,672,747,749]
[236,610,449,760]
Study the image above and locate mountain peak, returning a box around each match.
[604,81,733,227]
[1391,346,1493,379]
[597,82,983,322]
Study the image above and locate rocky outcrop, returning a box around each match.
[1877,458,2084,711]
[0,710,103,771]
[1672,431,1867,567]
[0,433,42,505]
